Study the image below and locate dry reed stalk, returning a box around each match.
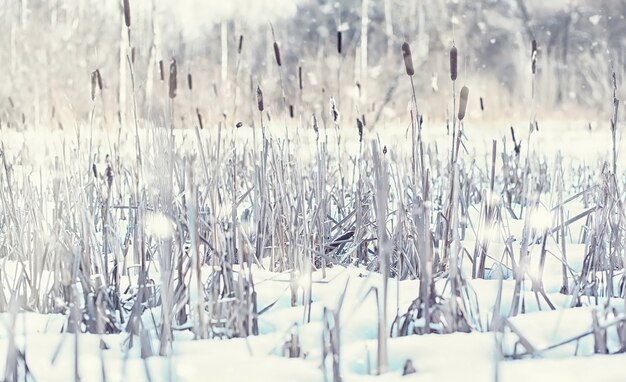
[611,72,619,176]
[372,142,389,374]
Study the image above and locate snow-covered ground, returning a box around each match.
[2,261,626,381]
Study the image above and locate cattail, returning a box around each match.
[196,108,204,129]
[361,114,366,126]
[298,66,303,91]
[383,145,387,155]
[158,60,164,81]
[169,58,177,99]
[131,46,136,63]
[123,0,131,28]
[289,104,294,118]
[187,73,193,91]
[90,70,97,101]
[458,85,469,120]
[479,97,484,111]
[531,39,538,74]
[273,41,282,67]
[105,155,114,188]
[337,31,342,55]
[401,42,414,76]
[256,86,264,112]
[329,97,339,123]
[450,46,458,81]
[238,35,244,54]
[312,114,319,140]
[95,69,103,91]
[356,118,364,142]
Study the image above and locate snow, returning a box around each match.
[2,256,626,381]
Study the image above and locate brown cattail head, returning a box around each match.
[458,85,469,120]
[273,42,282,67]
[169,58,177,99]
[298,66,303,91]
[256,86,264,112]
[312,114,319,141]
[329,97,339,123]
[196,108,204,129]
[187,73,193,91]
[105,155,114,188]
[289,104,294,118]
[158,60,164,81]
[450,46,458,81]
[356,118,364,142]
[90,71,97,101]
[123,0,131,28]
[238,35,244,54]
[401,42,414,76]
[531,39,538,74]
[95,69,103,90]
[337,31,342,55]
[131,46,136,63]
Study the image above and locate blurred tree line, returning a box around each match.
[0,0,623,129]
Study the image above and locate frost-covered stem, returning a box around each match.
[372,142,388,374]
[187,158,206,339]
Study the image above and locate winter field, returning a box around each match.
[0,0,625,381]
